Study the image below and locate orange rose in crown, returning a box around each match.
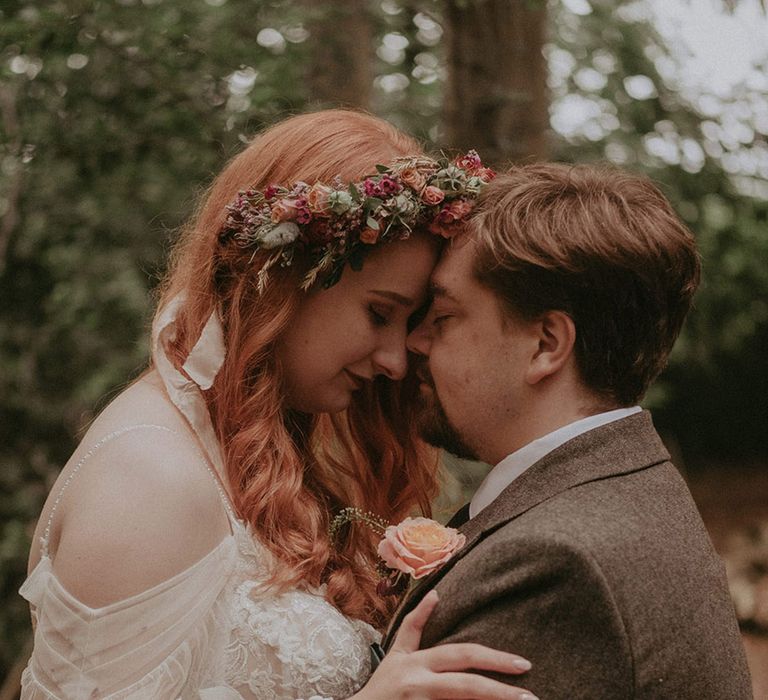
[378,517,466,580]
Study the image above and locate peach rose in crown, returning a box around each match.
[307,183,333,214]
[378,517,466,579]
[400,167,427,192]
[270,198,300,223]
[359,226,380,245]
[421,185,445,206]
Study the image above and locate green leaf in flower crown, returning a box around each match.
[348,244,369,271]
[322,261,345,289]
[366,216,380,230]
[375,164,390,173]
[349,183,361,202]
[363,197,384,211]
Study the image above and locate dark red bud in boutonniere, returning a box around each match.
[376,570,409,597]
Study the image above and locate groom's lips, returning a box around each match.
[415,369,435,393]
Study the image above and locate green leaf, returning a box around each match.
[322,263,344,289]
[348,245,370,270]
[366,216,380,230]
[363,197,383,210]
[375,164,389,173]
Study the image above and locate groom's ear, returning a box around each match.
[525,310,576,385]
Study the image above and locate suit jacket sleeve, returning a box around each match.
[420,530,634,699]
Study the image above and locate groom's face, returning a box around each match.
[407,238,537,465]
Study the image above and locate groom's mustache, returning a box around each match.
[414,362,436,391]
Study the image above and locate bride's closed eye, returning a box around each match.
[368,304,391,327]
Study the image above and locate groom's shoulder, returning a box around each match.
[557,455,702,537]
[468,457,710,571]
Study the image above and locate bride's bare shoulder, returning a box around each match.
[84,369,186,435]
[31,372,232,608]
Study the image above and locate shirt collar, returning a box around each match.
[468,406,642,519]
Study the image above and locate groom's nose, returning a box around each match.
[406,319,431,356]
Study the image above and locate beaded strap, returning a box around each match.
[40,423,237,559]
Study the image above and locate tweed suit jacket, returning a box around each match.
[383,412,752,699]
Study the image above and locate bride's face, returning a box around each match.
[276,233,439,414]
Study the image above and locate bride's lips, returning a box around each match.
[344,369,368,390]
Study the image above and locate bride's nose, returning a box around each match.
[372,336,408,381]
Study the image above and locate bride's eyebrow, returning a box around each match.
[368,290,416,307]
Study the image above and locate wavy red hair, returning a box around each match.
[155,110,439,628]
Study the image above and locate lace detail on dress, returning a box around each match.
[222,521,380,700]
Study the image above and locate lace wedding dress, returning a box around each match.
[19,297,380,699]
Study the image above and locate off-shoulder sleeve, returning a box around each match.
[21,534,238,699]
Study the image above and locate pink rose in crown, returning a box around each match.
[442,199,474,221]
[428,199,475,238]
[476,167,496,182]
[421,185,445,206]
[378,517,466,579]
[271,199,300,223]
[455,150,483,173]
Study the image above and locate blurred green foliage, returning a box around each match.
[546,0,768,459]
[1,0,766,676]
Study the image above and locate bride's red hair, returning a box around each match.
[156,110,439,628]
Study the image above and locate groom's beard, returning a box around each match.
[414,363,478,461]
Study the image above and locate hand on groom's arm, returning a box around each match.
[418,532,633,700]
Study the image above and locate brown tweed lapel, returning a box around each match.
[381,410,669,649]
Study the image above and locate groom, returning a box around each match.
[383,164,752,698]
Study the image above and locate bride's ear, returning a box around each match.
[525,310,576,385]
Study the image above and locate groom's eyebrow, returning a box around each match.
[430,283,459,304]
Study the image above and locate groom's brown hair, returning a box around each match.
[469,163,700,406]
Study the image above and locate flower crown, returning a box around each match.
[219,150,495,292]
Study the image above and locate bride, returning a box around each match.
[20,110,533,699]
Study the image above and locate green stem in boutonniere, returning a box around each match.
[328,506,389,545]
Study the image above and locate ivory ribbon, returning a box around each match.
[151,294,228,480]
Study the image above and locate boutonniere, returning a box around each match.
[328,508,466,597]
[377,517,466,594]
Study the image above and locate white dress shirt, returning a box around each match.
[468,406,642,519]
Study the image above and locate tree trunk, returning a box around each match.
[304,0,373,109]
[443,0,549,165]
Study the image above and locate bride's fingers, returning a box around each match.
[426,672,538,700]
[425,643,531,675]
[389,589,440,653]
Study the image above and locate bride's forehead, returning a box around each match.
[354,238,438,283]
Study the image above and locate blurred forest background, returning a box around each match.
[1,0,767,692]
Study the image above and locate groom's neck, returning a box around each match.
[490,382,615,465]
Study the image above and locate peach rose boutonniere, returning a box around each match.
[377,517,466,594]
[328,508,467,597]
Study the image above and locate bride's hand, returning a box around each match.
[351,590,536,700]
